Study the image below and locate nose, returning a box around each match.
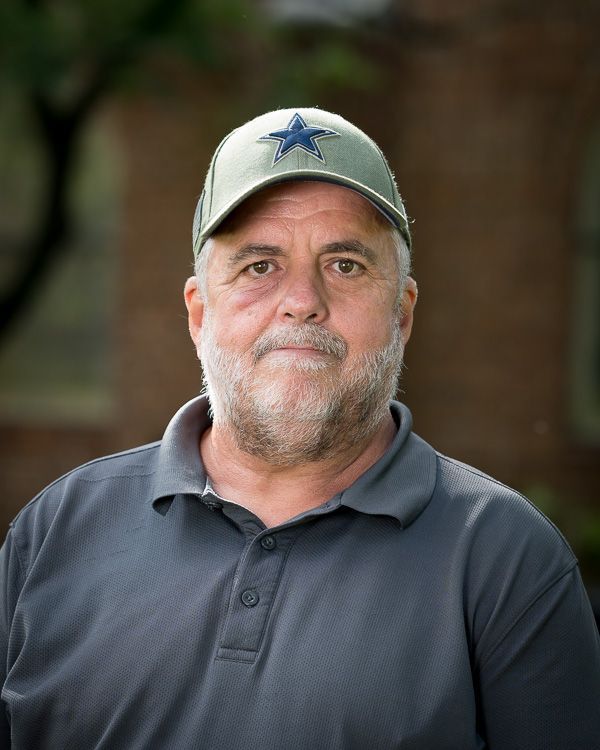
[276,266,328,324]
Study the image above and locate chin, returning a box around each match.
[249,377,341,418]
[256,354,334,374]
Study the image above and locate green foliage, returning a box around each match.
[265,24,380,106]
[0,0,255,106]
[282,41,376,92]
[0,0,380,346]
[0,0,378,113]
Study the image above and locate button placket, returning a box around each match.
[217,528,298,662]
[203,499,223,512]
[260,535,276,550]
[241,589,259,607]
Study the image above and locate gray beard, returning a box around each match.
[199,314,404,466]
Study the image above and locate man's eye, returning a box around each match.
[334,259,360,274]
[247,260,272,276]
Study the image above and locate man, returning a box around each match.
[1,108,599,749]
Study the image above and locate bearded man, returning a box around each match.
[1,108,599,749]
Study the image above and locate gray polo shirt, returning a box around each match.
[1,397,599,749]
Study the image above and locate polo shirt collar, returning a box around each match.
[339,401,437,527]
[151,397,437,528]
[151,396,210,512]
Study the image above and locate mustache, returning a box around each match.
[252,325,348,362]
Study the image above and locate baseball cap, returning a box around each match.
[192,107,410,256]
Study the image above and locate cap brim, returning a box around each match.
[193,170,410,255]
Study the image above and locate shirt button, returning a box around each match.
[203,499,223,512]
[241,589,259,607]
[260,535,276,550]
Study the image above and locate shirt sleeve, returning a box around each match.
[0,527,27,748]
[475,565,600,749]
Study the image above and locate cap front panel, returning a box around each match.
[194,108,410,254]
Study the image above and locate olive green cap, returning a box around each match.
[192,107,410,256]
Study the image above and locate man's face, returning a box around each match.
[185,181,416,463]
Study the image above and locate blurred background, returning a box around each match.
[0,0,599,610]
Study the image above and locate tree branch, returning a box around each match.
[0,0,194,345]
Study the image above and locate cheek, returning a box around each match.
[212,276,282,328]
[208,306,268,352]
[226,272,283,308]
[336,304,394,350]
[229,292,268,313]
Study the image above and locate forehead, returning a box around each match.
[212,180,391,240]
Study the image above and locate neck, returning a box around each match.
[200,411,397,528]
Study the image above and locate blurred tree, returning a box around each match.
[0,0,393,349]
[0,0,254,346]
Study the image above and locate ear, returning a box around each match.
[184,276,205,352]
[398,276,418,345]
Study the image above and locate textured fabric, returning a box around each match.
[192,108,411,255]
[1,397,599,749]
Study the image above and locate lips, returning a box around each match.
[274,346,322,352]
[267,346,326,357]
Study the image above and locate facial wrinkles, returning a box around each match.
[196,183,407,464]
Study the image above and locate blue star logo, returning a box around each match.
[259,113,339,165]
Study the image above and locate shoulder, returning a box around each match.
[431,451,576,574]
[7,442,161,573]
[433,452,573,559]
[13,441,160,520]
[430,453,579,658]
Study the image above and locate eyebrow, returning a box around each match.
[228,245,285,268]
[321,240,378,265]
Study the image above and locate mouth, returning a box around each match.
[272,344,325,354]
[252,326,348,363]
[266,346,327,357]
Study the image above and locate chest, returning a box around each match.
[4,510,480,749]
